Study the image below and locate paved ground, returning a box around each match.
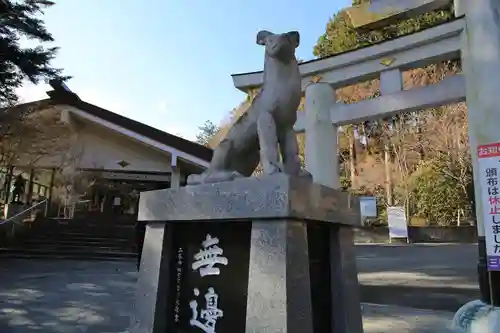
[0,260,135,333]
[362,303,455,333]
[356,243,480,312]
[0,243,478,332]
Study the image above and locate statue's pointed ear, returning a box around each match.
[256,30,273,45]
[287,31,300,48]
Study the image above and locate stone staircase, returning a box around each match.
[0,216,138,261]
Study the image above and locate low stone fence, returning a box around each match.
[354,226,478,243]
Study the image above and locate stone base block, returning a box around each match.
[130,174,363,333]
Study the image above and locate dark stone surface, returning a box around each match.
[130,221,254,333]
[307,223,363,333]
[138,174,360,226]
[169,222,251,333]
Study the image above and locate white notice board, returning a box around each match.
[360,196,377,218]
[387,206,408,239]
[478,143,500,271]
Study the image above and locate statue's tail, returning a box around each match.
[187,170,244,185]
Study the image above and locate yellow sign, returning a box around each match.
[380,57,396,66]
[311,75,323,83]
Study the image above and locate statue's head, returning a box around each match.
[256,30,300,61]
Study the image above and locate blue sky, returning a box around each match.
[18,0,350,140]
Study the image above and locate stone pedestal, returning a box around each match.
[129,174,363,333]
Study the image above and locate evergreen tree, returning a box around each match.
[0,0,68,106]
[313,1,454,58]
[195,120,220,147]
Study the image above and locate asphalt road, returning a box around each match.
[0,244,479,332]
[356,243,480,312]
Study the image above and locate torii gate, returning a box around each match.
[231,0,498,310]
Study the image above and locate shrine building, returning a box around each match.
[0,80,212,225]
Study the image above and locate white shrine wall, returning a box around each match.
[33,107,174,173]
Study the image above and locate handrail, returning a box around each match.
[58,199,92,219]
[75,199,91,204]
[0,199,48,226]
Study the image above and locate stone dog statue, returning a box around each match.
[187,30,311,185]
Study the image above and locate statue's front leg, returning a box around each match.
[279,128,312,180]
[278,128,301,176]
[257,111,282,174]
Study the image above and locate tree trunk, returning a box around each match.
[384,143,393,206]
[416,113,425,160]
[349,134,357,189]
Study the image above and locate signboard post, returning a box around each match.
[478,144,500,271]
[387,206,409,243]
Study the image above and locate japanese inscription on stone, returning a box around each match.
[189,287,224,333]
[189,233,228,333]
[478,143,500,270]
[169,222,251,333]
[174,247,184,323]
[192,234,228,277]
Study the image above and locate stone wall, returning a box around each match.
[353,226,478,243]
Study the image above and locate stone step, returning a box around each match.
[17,242,136,252]
[22,238,135,247]
[33,232,135,241]
[23,239,135,248]
[0,250,136,261]
[32,226,131,232]
[34,221,135,229]
[53,226,135,233]
[2,216,140,261]
[55,228,135,233]
[28,230,133,237]
[0,247,137,259]
[54,220,135,226]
